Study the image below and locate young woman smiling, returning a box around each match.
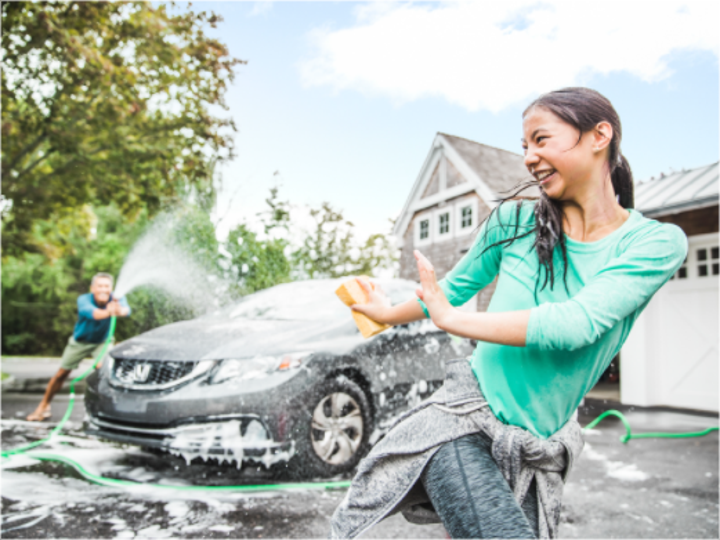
[329,88,687,539]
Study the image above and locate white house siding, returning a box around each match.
[621,232,719,412]
[621,162,719,412]
[399,193,496,312]
[446,159,466,188]
[422,162,441,198]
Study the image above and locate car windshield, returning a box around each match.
[219,278,418,322]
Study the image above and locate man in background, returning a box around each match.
[26,272,131,421]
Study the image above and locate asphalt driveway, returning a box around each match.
[1,379,717,538]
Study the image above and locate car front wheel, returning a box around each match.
[289,375,372,479]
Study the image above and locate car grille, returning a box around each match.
[111,359,198,388]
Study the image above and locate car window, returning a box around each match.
[211,279,419,322]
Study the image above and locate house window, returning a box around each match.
[439,212,450,234]
[697,247,719,277]
[420,219,429,240]
[454,198,478,236]
[671,256,688,280]
[461,206,473,228]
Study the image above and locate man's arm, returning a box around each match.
[78,295,112,320]
[104,300,130,318]
[92,306,114,320]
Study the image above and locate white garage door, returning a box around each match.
[621,232,719,412]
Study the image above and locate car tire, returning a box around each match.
[288,375,373,479]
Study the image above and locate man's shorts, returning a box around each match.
[59,336,113,371]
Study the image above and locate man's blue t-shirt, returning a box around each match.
[73,293,131,344]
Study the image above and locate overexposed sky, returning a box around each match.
[202,0,719,241]
[301,2,717,112]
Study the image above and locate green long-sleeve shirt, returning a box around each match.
[418,200,687,438]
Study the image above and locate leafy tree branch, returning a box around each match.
[1,2,244,256]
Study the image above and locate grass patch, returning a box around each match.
[1,372,9,381]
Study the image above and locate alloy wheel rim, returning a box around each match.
[311,391,363,465]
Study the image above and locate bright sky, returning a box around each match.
[201,1,719,241]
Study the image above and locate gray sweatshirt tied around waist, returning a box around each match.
[329,358,585,539]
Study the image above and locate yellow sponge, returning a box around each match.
[335,276,392,338]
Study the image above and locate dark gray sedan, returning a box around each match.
[85,278,475,478]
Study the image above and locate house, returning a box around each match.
[394,132,718,412]
[393,133,536,311]
[621,162,719,412]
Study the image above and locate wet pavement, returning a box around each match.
[2,357,96,393]
[1,391,718,538]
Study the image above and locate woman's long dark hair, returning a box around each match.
[479,87,635,298]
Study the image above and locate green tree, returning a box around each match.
[290,201,398,279]
[352,227,400,278]
[220,187,400,293]
[223,224,292,295]
[222,188,292,294]
[291,202,354,279]
[1,2,243,256]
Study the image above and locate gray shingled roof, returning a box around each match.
[440,133,539,197]
[634,162,719,217]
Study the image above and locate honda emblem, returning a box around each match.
[133,363,152,383]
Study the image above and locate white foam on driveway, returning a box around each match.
[1,464,248,537]
[1,419,296,497]
[0,423,315,537]
[209,524,235,532]
[164,501,190,522]
[581,442,650,482]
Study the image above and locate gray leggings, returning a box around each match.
[421,432,539,539]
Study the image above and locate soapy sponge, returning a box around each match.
[335,276,392,338]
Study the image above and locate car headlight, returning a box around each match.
[104,356,115,377]
[209,352,311,384]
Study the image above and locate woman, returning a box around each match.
[329,88,687,539]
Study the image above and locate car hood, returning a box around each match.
[110,316,367,361]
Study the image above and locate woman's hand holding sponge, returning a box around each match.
[336,251,445,338]
[335,276,392,338]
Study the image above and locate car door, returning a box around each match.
[363,320,475,422]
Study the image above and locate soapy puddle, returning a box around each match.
[1,420,337,538]
[0,466,274,538]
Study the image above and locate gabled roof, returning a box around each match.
[393,133,535,239]
[634,162,719,217]
[440,134,534,196]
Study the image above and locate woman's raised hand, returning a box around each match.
[414,250,454,329]
[351,277,393,323]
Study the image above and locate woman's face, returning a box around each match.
[521,106,597,201]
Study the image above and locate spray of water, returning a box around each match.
[114,213,230,314]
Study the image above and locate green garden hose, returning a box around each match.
[581,408,719,443]
[1,318,716,493]
[27,453,349,492]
